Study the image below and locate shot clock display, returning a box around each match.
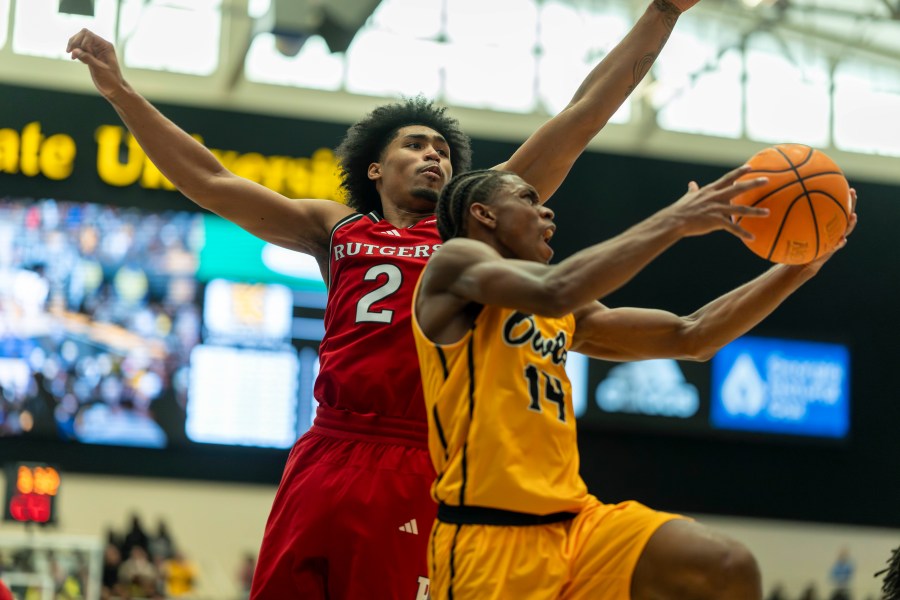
[4,462,61,524]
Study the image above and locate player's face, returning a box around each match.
[370,125,452,212]
[488,175,556,263]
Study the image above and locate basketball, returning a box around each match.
[732,144,851,264]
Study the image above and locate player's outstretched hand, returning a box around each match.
[662,165,771,240]
[804,187,858,271]
[66,29,126,100]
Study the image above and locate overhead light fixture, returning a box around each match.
[257,0,383,57]
[885,0,900,20]
[58,0,95,16]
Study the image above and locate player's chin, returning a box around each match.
[411,187,440,204]
[540,243,554,263]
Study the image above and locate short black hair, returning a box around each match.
[335,96,473,214]
[436,169,511,241]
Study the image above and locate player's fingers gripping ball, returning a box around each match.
[731,144,851,265]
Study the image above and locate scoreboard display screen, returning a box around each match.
[0,197,325,452]
[4,462,60,524]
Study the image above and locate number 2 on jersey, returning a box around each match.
[355,264,403,324]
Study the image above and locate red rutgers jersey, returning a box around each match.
[315,211,442,421]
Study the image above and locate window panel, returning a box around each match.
[118,0,220,75]
[656,49,743,138]
[654,27,743,138]
[244,34,343,91]
[538,1,629,120]
[834,60,900,157]
[371,0,443,39]
[12,0,117,59]
[446,0,537,51]
[539,2,628,57]
[537,53,629,123]
[745,37,830,147]
[345,30,443,99]
[444,42,536,113]
[0,0,9,50]
[247,0,270,20]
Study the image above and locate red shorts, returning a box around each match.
[250,406,436,600]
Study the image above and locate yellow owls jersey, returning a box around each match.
[412,282,590,517]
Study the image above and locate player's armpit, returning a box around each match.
[208,180,355,258]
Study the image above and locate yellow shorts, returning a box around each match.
[428,497,683,600]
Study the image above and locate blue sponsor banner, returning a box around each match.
[710,336,850,438]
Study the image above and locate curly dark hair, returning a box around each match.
[436,169,512,241]
[335,96,473,214]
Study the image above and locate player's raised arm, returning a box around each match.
[496,0,698,202]
[66,29,352,258]
[571,190,858,362]
[417,167,770,342]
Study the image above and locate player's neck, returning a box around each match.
[380,204,434,229]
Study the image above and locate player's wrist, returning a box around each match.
[777,261,822,281]
[104,80,136,106]
[653,0,692,15]
[648,207,691,241]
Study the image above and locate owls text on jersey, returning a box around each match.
[414,298,590,516]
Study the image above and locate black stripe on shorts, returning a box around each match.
[438,503,577,526]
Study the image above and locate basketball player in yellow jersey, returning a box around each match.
[413,168,857,600]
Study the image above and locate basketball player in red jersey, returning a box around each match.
[68,1,700,597]
[0,579,12,600]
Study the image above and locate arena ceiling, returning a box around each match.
[702,0,900,64]
[1,0,898,183]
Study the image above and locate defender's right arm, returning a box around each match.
[67,29,353,258]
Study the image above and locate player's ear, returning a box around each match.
[367,162,381,181]
[470,202,497,230]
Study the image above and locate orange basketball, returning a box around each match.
[732,144,851,264]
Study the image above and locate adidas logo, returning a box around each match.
[399,519,419,535]
[381,229,401,237]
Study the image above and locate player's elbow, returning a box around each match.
[564,98,613,135]
[674,344,717,363]
[535,272,601,317]
[688,346,717,363]
[531,284,575,318]
[179,168,234,210]
[674,320,720,362]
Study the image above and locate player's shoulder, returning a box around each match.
[286,198,358,248]
[432,237,494,261]
[327,209,384,240]
[297,197,356,223]
[425,239,498,283]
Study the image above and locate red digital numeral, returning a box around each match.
[9,493,52,523]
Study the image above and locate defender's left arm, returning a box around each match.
[497,0,695,202]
